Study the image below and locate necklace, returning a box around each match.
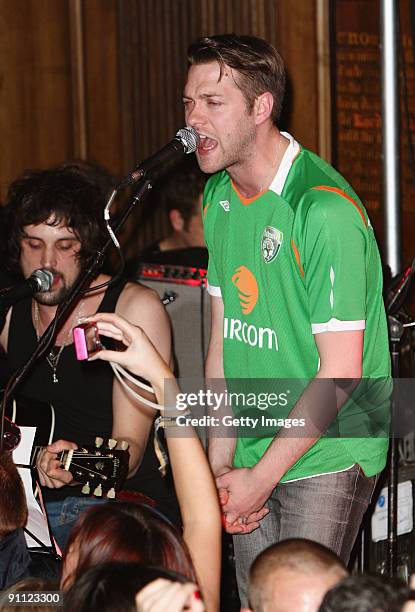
[33,300,84,384]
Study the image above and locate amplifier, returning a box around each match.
[138,263,211,380]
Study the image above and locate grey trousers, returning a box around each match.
[232,464,377,607]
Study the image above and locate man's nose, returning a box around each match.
[41,246,57,269]
[186,103,205,129]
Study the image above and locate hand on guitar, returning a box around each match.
[37,439,78,488]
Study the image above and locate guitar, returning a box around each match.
[3,417,130,499]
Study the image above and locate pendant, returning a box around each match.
[52,371,59,384]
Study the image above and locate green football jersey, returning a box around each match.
[203,133,390,482]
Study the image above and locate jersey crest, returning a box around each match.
[261,226,283,263]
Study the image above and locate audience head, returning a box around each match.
[63,562,189,612]
[0,577,58,611]
[158,160,207,250]
[4,166,107,276]
[61,501,195,590]
[248,538,347,612]
[0,451,27,539]
[318,574,415,612]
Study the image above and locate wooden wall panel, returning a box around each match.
[0,0,73,200]
[82,0,123,177]
[0,0,322,263]
[331,0,415,283]
[118,0,319,256]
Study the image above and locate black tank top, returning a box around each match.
[6,281,179,522]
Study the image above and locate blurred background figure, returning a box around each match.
[127,158,208,273]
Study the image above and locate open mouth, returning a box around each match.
[198,134,217,154]
[52,274,62,288]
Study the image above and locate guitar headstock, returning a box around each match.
[61,437,130,499]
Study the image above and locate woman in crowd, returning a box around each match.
[62,311,221,611]
[63,562,204,612]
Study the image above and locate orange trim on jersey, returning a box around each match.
[291,239,305,277]
[312,186,368,227]
[203,202,210,216]
[231,180,268,206]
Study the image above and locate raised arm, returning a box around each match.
[87,311,221,612]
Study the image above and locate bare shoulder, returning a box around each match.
[115,281,171,361]
[116,281,166,320]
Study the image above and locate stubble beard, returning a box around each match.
[198,122,256,175]
[34,277,79,306]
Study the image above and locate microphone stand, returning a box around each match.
[386,315,403,576]
[385,259,415,576]
[0,178,153,450]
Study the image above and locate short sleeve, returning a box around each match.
[301,189,368,334]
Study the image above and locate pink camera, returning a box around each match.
[73,323,103,360]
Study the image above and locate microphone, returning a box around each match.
[119,127,199,187]
[0,269,54,310]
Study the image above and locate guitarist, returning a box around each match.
[0,165,177,549]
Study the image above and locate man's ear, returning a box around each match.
[169,209,185,231]
[254,92,274,126]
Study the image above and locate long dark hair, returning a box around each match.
[61,502,196,590]
[4,166,108,275]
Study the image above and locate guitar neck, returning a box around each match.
[30,446,67,468]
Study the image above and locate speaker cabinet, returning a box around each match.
[138,265,211,381]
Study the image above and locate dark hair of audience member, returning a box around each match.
[318,573,415,612]
[0,451,28,538]
[0,577,59,612]
[61,502,196,590]
[161,159,207,228]
[249,538,347,612]
[63,562,188,612]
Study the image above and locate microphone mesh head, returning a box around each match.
[176,127,199,154]
[32,269,54,292]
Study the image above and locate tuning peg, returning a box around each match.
[82,482,91,495]
[95,437,104,448]
[119,441,129,451]
[93,484,103,497]
[108,438,117,449]
[107,488,116,499]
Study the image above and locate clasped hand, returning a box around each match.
[216,467,271,533]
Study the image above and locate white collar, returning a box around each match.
[269,131,300,196]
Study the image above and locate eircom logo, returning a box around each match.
[225,265,279,351]
[232,266,258,314]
